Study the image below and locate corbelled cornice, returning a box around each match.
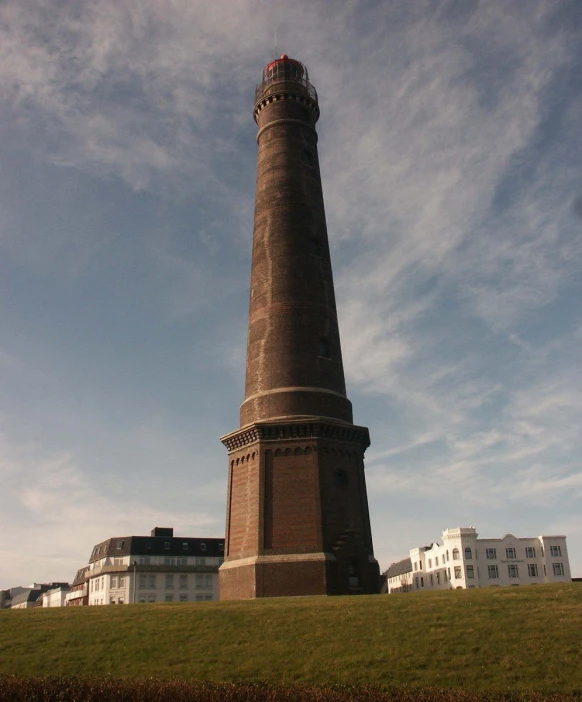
[220,418,370,452]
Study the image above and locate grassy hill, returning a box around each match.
[0,584,580,694]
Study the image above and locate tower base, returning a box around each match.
[219,418,380,600]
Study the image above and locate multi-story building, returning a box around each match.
[386,527,571,592]
[41,584,71,607]
[65,567,90,606]
[9,583,69,609]
[81,527,223,605]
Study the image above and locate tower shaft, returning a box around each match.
[219,57,379,599]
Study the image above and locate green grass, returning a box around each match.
[0,584,580,694]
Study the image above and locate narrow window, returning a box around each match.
[318,338,330,358]
[309,238,322,256]
[164,542,171,550]
[464,547,472,560]
[302,149,314,167]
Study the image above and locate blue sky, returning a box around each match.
[1,0,581,589]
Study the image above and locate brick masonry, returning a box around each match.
[219,58,380,599]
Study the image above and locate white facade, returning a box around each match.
[86,554,220,605]
[42,586,70,607]
[387,527,571,593]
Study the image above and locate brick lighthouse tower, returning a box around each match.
[219,56,379,599]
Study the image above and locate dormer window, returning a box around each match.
[164,542,171,550]
[117,541,124,549]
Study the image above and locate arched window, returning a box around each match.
[452,548,460,560]
[465,547,472,560]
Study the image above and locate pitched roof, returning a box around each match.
[385,557,412,578]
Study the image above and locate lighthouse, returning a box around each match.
[219,56,379,599]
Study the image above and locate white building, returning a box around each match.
[385,527,571,593]
[81,527,223,605]
[42,585,70,607]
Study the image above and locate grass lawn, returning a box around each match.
[0,584,580,694]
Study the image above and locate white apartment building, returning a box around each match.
[42,585,70,607]
[81,527,224,605]
[386,527,571,593]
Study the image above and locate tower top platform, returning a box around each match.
[255,55,317,104]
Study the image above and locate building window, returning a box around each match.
[525,547,536,558]
[178,557,187,566]
[139,556,151,565]
[318,339,330,358]
[415,577,419,589]
[528,564,538,577]
[436,572,440,584]
[506,547,517,559]
[550,545,562,557]
[165,594,173,602]
[204,594,213,601]
[446,550,449,561]
[553,563,565,576]
[447,567,451,580]
[117,541,124,549]
[179,574,188,589]
[454,566,462,579]
[430,574,433,585]
[138,575,147,589]
[420,577,424,587]
[165,575,174,589]
[164,557,176,566]
[413,562,417,571]
[508,564,519,578]
[196,594,204,602]
[200,543,207,552]
[218,543,224,552]
[182,542,188,551]
[111,576,118,588]
[486,548,497,560]
[308,238,322,257]
[195,557,206,566]
[146,542,152,551]
[302,149,314,167]
[148,575,156,588]
[334,469,348,487]
[148,595,156,603]
[428,559,432,568]
[164,542,171,550]
[179,594,188,602]
[452,548,460,560]
[435,556,439,566]
[114,558,124,565]
[466,566,474,579]
[488,565,499,579]
[464,548,472,560]
[444,570,447,582]
[119,577,125,588]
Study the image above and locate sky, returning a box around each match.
[1,0,581,590]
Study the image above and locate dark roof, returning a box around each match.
[89,532,224,563]
[385,558,413,579]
